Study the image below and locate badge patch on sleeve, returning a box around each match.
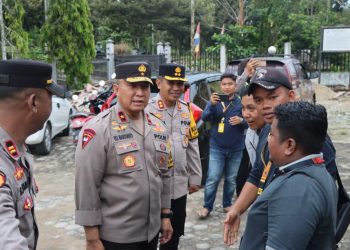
[0,171,6,188]
[82,129,96,149]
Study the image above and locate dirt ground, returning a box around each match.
[314,83,350,143]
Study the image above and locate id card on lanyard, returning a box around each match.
[217,101,232,133]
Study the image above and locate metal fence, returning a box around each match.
[114,55,166,75]
[172,49,350,73]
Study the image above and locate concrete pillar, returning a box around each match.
[164,42,171,63]
[106,39,115,80]
[220,44,227,73]
[157,42,164,55]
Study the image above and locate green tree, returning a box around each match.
[1,0,29,58]
[42,0,95,89]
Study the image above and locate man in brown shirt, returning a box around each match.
[75,62,173,250]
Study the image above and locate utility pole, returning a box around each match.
[191,0,195,51]
[0,0,7,60]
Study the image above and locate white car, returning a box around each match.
[26,95,73,155]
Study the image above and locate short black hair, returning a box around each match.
[238,82,250,98]
[0,86,26,100]
[220,73,237,81]
[274,101,328,155]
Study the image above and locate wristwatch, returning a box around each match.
[161,211,173,219]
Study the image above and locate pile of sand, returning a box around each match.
[314,83,336,101]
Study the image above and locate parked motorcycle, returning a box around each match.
[70,80,113,143]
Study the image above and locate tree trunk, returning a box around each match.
[0,0,7,60]
[238,0,244,25]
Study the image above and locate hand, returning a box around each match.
[159,218,173,245]
[188,184,200,194]
[245,59,262,77]
[210,93,220,105]
[86,239,104,250]
[223,208,241,246]
[229,116,243,126]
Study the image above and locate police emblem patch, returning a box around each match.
[82,129,96,149]
[123,154,136,168]
[23,197,33,210]
[14,167,24,180]
[0,171,6,188]
[158,155,166,167]
[256,69,267,79]
[138,64,147,76]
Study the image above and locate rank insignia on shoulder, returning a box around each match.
[82,129,96,149]
[14,167,24,181]
[118,111,128,123]
[23,197,33,210]
[157,100,165,110]
[123,154,136,168]
[5,140,19,159]
[177,102,182,110]
[0,171,6,188]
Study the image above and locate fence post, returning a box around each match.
[106,39,115,80]
[220,44,227,73]
[157,42,164,55]
[284,42,291,58]
[164,42,171,63]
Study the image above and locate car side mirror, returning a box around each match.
[308,72,319,79]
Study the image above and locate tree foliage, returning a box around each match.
[1,0,29,58]
[42,0,95,89]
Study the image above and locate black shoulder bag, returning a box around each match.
[335,169,350,244]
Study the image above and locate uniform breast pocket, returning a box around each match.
[114,140,143,174]
[153,140,169,170]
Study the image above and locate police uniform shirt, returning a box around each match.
[0,127,38,250]
[146,94,202,199]
[75,103,171,243]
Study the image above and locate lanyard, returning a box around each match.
[257,140,271,196]
[221,101,233,113]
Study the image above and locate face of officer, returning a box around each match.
[113,79,150,119]
[252,86,295,124]
[241,94,265,130]
[220,77,236,99]
[156,77,185,107]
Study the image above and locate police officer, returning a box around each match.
[0,59,65,249]
[75,62,173,250]
[147,64,202,250]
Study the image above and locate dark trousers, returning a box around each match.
[235,148,251,197]
[101,235,159,250]
[159,195,187,250]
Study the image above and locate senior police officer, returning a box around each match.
[147,64,202,250]
[75,62,173,250]
[0,59,64,249]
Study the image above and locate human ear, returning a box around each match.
[156,79,161,89]
[113,84,119,96]
[27,93,38,113]
[284,138,296,156]
[288,90,296,101]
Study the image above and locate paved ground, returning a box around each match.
[33,135,350,250]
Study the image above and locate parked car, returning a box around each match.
[26,95,73,155]
[227,56,317,103]
[150,73,222,184]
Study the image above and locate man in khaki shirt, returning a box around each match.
[147,64,202,250]
[75,62,173,250]
[0,59,65,250]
